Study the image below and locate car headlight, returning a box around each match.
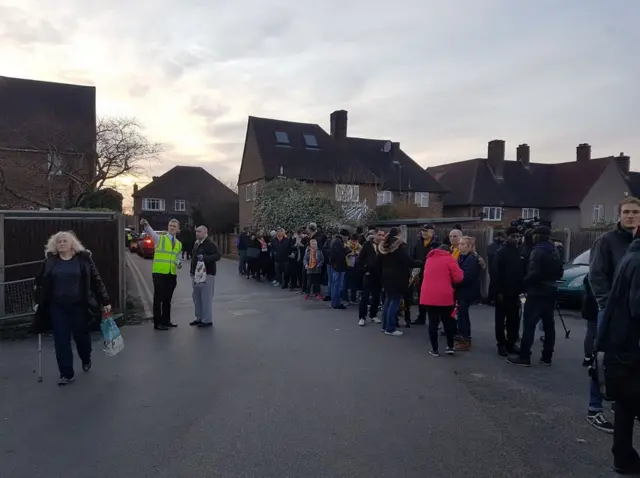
[569,275,586,288]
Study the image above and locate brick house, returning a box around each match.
[0,76,97,209]
[427,140,633,230]
[237,110,446,227]
[132,165,239,232]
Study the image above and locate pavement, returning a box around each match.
[0,253,633,477]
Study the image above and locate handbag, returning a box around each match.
[101,314,125,357]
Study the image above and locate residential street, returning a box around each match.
[0,254,630,478]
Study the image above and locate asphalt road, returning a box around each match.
[0,254,632,477]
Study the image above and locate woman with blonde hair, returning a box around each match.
[33,231,111,386]
[454,236,486,351]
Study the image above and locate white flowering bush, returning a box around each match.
[251,178,346,231]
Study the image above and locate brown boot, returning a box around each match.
[454,339,471,351]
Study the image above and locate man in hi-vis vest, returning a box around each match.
[141,218,183,330]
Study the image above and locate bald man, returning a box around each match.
[189,225,221,328]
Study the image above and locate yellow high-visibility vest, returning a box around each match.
[152,235,182,275]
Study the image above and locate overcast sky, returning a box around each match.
[1,0,638,192]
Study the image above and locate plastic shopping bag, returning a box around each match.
[101,315,125,357]
[193,260,207,284]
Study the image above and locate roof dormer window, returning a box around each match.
[304,134,319,149]
[274,131,290,145]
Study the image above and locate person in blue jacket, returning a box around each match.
[455,236,485,351]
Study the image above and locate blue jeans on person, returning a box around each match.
[50,302,92,379]
[457,299,471,338]
[588,309,606,412]
[326,266,333,297]
[330,269,346,308]
[382,294,402,333]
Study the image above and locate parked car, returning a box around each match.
[557,249,590,308]
[136,231,168,259]
[127,230,141,253]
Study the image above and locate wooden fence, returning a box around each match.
[0,210,126,323]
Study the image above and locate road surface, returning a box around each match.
[0,253,629,477]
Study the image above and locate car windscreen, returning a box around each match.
[572,250,590,266]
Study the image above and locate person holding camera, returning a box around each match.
[507,226,564,366]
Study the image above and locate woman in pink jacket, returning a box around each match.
[420,246,464,356]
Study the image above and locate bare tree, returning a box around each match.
[0,116,162,208]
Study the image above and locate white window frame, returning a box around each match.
[414,192,429,208]
[482,206,502,221]
[47,152,63,178]
[245,182,258,202]
[592,204,605,223]
[142,198,165,211]
[522,208,539,220]
[376,190,392,206]
[174,199,186,212]
[335,184,359,202]
[613,206,620,223]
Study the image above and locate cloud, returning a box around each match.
[0,6,70,47]
[128,84,150,98]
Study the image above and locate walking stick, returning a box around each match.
[37,333,43,382]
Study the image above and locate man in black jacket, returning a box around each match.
[357,229,385,326]
[596,238,640,474]
[508,226,564,366]
[189,225,221,328]
[329,229,349,310]
[271,228,291,288]
[492,227,525,356]
[586,198,640,432]
[486,231,505,304]
[237,227,248,275]
[411,223,440,325]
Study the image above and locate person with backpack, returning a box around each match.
[508,226,564,367]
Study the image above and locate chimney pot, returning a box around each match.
[615,154,631,175]
[330,110,348,147]
[576,143,591,162]
[133,183,139,194]
[516,143,530,167]
[487,139,506,180]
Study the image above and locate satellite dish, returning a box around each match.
[382,141,392,153]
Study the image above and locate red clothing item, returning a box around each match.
[419,249,464,306]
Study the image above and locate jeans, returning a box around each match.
[382,294,402,332]
[457,299,471,338]
[50,302,92,378]
[330,270,346,308]
[519,295,556,360]
[588,310,606,411]
[495,294,521,348]
[428,305,456,350]
[359,274,381,319]
[192,275,215,324]
[326,266,333,297]
[238,250,247,274]
[342,268,359,302]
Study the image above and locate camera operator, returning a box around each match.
[585,197,640,433]
[486,231,505,305]
[595,235,640,474]
[491,227,525,357]
[507,226,564,366]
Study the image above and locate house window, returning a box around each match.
[592,204,605,223]
[304,134,319,148]
[47,152,63,178]
[142,198,165,211]
[414,192,429,208]
[274,131,290,145]
[377,190,392,205]
[522,208,539,220]
[175,199,186,212]
[245,182,258,202]
[482,206,502,221]
[613,206,620,223]
[335,184,359,202]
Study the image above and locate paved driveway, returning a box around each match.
[0,255,628,477]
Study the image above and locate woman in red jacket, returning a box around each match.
[420,245,464,356]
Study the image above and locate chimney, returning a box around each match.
[516,143,530,167]
[133,183,138,194]
[615,152,630,175]
[487,139,506,180]
[330,110,348,145]
[152,176,159,181]
[576,143,591,162]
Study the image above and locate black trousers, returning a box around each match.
[427,305,456,350]
[152,273,177,326]
[495,294,521,348]
[307,273,322,295]
[359,274,381,319]
[613,397,640,469]
[519,295,555,360]
[286,259,302,289]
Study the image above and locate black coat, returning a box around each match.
[524,241,564,297]
[377,237,414,295]
[491,243,526,297]
[190,238,222,276]
[358,240,380,278]
[329,236,348,272]
[32,251,110,334]
[582,276,598,322]
[412,236,441,266]
[456,253,482,303]
[272,237,291,263]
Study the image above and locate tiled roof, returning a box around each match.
[428,156,617,208]
[248,116,445,192]
[626,172,640,198]
[0,76,96,152]
[134,166,238,204]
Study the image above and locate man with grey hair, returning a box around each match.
[189,225,221,328]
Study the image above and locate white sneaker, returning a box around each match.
[385,330,403,337]
[358,319,366,326]
[370,317,382,324]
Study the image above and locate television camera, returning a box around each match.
[509,217,552,234]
